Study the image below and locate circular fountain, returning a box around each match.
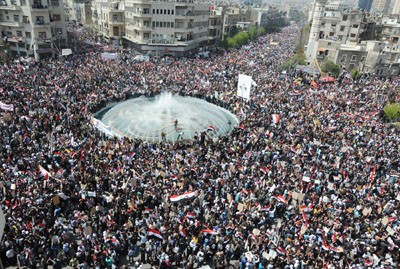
[94,93,239,142]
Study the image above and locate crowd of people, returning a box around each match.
[0,23,400,269]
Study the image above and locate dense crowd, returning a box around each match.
[1,23,400,269]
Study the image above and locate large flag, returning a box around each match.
[207,125,216,132]
[169,191,197,202]
[272,195,288,204]
[91,117,113,136]
[201,229,218,235]
[147,228,163,239]
[0,102,14,112]
[271,114,280,125]
[38,165,51,179]
[237,74,253,100]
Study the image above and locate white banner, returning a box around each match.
[61,48,73,56]
[237,74,252,100]
[0,102,14,111]
[101,52,119,60]
[91,118,113,136]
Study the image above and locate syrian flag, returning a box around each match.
[147,228,163,239]
[369,165,376,182]
[207,125,216,132]
[169,191,197,202]
[238,125,245,130]
[322,241,331,251]
[187,212,196,218]
[201,229,218,235]
[179,228,187,237]
[271,114,280,125]
[39,165,51,179]
[290,90,302,96]
[259,166,269,174]
[311,80,319,89]
[259,205,271,212]
[364,259,373,266]
[53,151,61,158]
[276,247,286,255]
[272,195,288,204]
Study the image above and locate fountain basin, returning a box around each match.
[94,93,239,142]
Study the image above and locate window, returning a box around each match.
[54,28,62,35]
[51,0,59,6]
[341,55,347,62]
[52,14,61,21]
[25,32,31,38]
[351,55,357,61]
[156,21,159,27]
[164,9,166,14]
[152,21,155,27]
[360,56,366,62]
[171,10,174,15]
[152,9,155,14]
[167,22,170,27]
[343,15,348,21]
[340,26,345,31]
[321,22,325,26]
[16,30,22,37]
[171,22,174,28]
[168,9,170,15]
[163,22,166,27]
[350,33,356,38]
[13,15,19,22]
[38,32,46,38]
[20,0,26,5]
[352,24,359,28]
[23,16,29,23]
[144,33,149,39]
[156,9,159,14]
[36,16,45,24]
[143,8,149,14]
[331,24,336,28]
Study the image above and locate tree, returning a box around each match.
[248,26,258,40]
[321,60,340,77]
[383,103,400,121]
[257,27,266,36]
[235,32,249,46]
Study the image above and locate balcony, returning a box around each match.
[33,21,50,28]
[0,3,21,10]
[132,11,152,18]
[31,4,48,11]
[109,19,124,26]
[35,37,52,44]
[0,21,23,27]
[6,36,26,43]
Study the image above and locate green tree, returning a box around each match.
[248,26,258,40]
[350,69,361,79]
[383,103,400,121]
[321,60,340,77]
[235,32,249,46]
[227,37,238,48]
[258,27,266,36]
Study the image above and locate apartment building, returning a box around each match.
[64,0,92,25]
[221,6,248,38]
[91,0,124,47]
[371,0,391,14]
[208,5,222,45]
[393,0,400,14]
[0,0,67,59]
[122,0,209,56]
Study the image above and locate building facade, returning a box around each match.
[91,0,124,47]
[122,0,209,56]
[0,0,67,59]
